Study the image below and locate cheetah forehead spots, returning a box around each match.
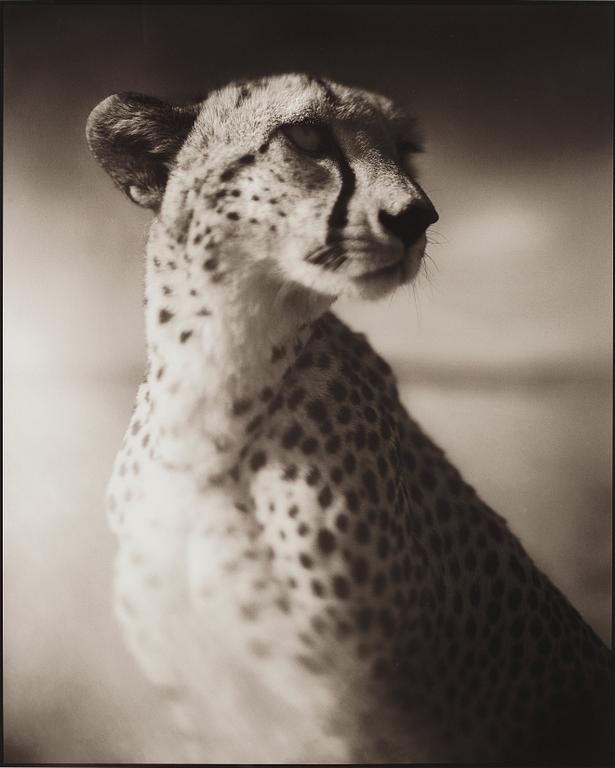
[185,74,408,149]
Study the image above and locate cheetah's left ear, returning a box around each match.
[86,92,199,210]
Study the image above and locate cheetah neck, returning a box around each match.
[141,220,332,476]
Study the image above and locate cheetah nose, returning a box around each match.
[378,198,439,248]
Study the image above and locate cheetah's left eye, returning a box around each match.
[282,123,331,157]
[398,141,423,177]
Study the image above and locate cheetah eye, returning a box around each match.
[282,122,332,158]
[398,141,423,176]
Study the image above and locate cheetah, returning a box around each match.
[87,74,612,763]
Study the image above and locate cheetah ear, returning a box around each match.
[86,92,199,210]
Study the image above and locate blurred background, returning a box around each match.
[3,3,612,762]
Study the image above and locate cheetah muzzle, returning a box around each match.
[87,73,612,764]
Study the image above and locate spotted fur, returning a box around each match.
[88,74,612,763]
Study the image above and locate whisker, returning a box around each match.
[310,251,332,266]
[424,252,439,273]
[411,281,422,327]
[426,228,448,247]
[421,257,433,285]
[323,244,342,270]
[332,253,348,271]
[304,244,333,265]
[328,246,348,272]
[305,237,368,268]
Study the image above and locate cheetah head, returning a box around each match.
[87,73,438,302]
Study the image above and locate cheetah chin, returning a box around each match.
[348,232,428,300]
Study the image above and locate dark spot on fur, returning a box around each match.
[267,393,284,414]
[318,486,333,509]
[317,528,336,555]
[296,352,314,370]
[333,575,350,599]
[487,601,501,622]
[232,398,253,416]
[306,399,327,422]
[159,309,173,324]
[367,431,380,452]
[329,380,348,401]
[355,522,370,544]
[354,426,366,450]
[283,464,298,480]
[363,406,377,423]
[356,607,372,632]
[337,406,352,425]
[179,330,193,343]
[250,451,267,471]
[343,453,356,474]
[509,554,527,583]
[361,470,379,503]
[246,414,263,433]
[372,572,387,595]
[282,423,303,449]
[420,470,437,491]
[306,466,321,486]
[336,513,349,531]
[345,490,359,513]
[302,437,319,455]
[299,553,313,569]
[288,387,306,409]
[483,551,500,576]
[330,466,343,484]
[436,499,451,522]
[351,557,369,585]
[271,345,286,362]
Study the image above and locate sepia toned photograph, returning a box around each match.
[3,3,613,764]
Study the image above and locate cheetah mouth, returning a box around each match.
[348,231,427,284]
[350,238,425,297]
[354,256,407,282]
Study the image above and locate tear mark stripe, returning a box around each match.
[326,146,356,243]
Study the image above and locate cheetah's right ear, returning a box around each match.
[86,92,199,210]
